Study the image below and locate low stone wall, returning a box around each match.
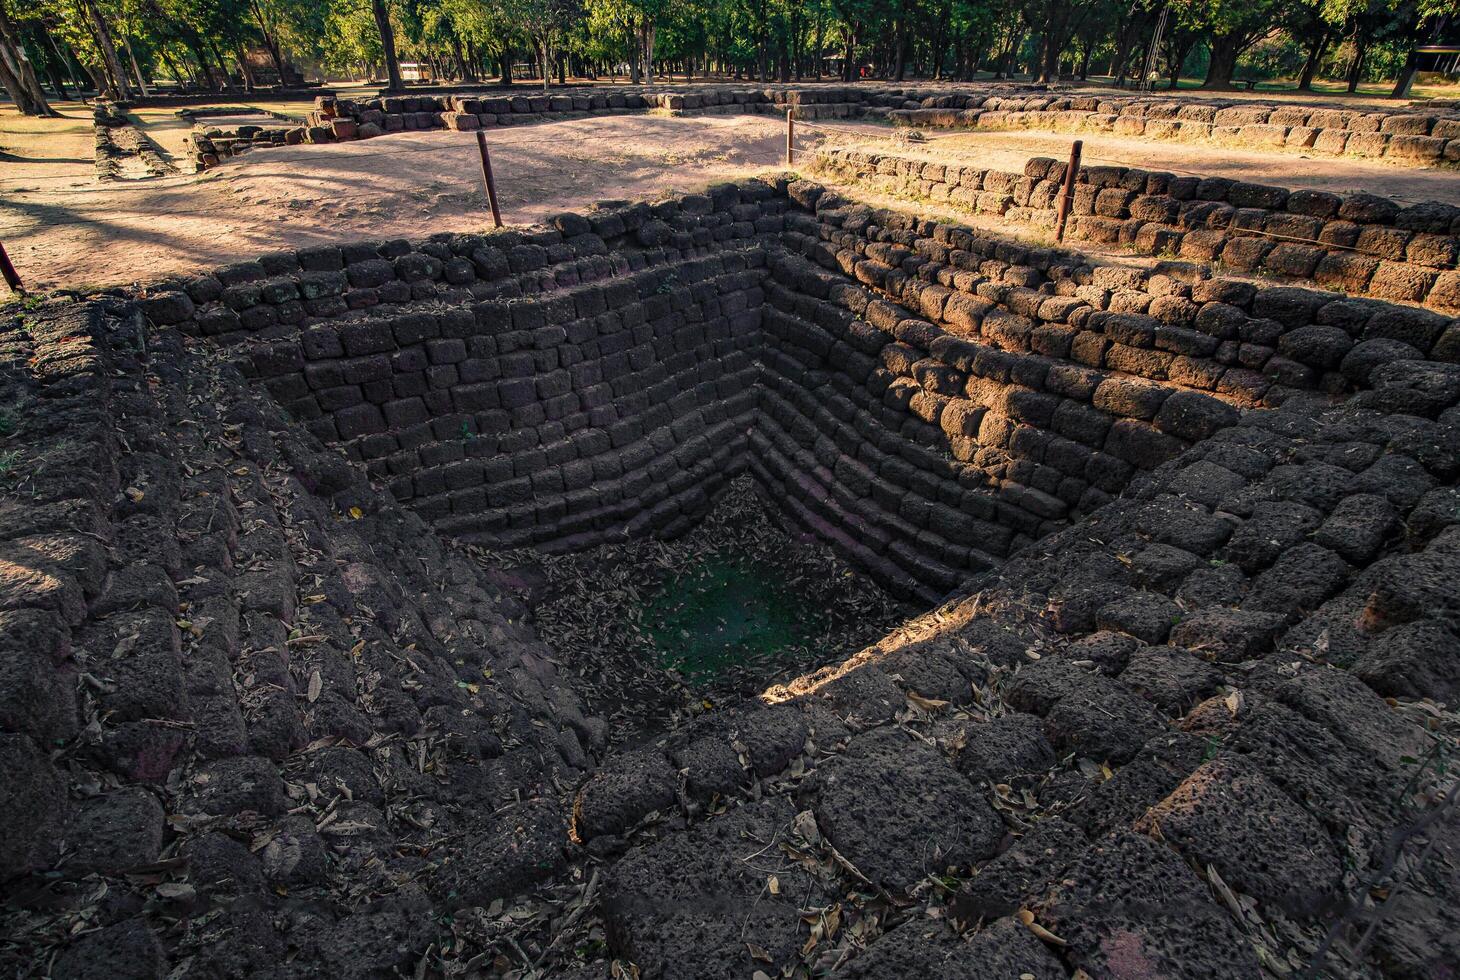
[310,86,894,139]
[817,147,1460,311]
[184,82,1031,169]
[890,92,1460,168]
[92,103,176,180]
[181,107,308,167]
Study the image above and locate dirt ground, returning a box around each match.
[3,92,1460,294]
[1,111,795,292]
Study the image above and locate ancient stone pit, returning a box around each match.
[3,159,1459,980]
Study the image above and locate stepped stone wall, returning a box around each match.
[4,185,1460,979]
[138,178,1458,602]
[817,146,1460,311]
[892,91,1460,167]
[0,298,600,977]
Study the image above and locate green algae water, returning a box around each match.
[473,477,910,743]
[642,550,827,679]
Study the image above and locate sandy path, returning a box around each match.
[4,105,1458,295]
[1,114,791,292]
[0,101,95,175]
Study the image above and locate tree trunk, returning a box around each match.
[0,45,36,112]
[1393,14,1447,98]
[1109,12,1143,84]
[52,33,87,91]
[156,45,186,89]
[1346,40,1366,93]
[42,44,71,98]
[169,10,220,90]
[1297,31,1330,90]
[449,33,466,80]
[931,7,948,79]
[248,0,285,82]
[892,6,906,81]
[84,63,107,95]
[208,37,231,88]
[1390,48,1419,98]
[997,30,1022,79]
[1041,28,1062,81]
[500,49,513,85]
[236,46,255,93]
[80,0,131,99]
[1168,38,1195,89]
[1202,33,1243,89]
[0,2,57,114]
[641,18,655,80]
[123,35,149,95]
[370,0,403,92]
[811,10,824,79]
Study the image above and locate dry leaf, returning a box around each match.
[907,691,950,712]
[1224,690,1244,717]
[792,809,821,845]
[1017,908,1067,946]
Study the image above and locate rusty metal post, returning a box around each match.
[0,243,23,295]
[786,108,795,166]
[1053,140,1083,243]
[476,131,503,229]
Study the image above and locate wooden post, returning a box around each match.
[0,243,23,295]
[786,108,794,166]
[476,131,503,229]
[1053,140,1083,243]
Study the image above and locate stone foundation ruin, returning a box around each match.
[890,91,1460,167]
[2,172,1458,979]
[184,81,1460,174]
[816,148,1460,311]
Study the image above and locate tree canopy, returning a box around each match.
[0,0,1455,114]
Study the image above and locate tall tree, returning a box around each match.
[0,0,59,113]
[1173,0,1283,88]
[370,0,403,89]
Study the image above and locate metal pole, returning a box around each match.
[786,108,794,166]
[475,130,502,229]
[1141,7,1169,92]
[0,243,24,295]
[1053,140,1083,243]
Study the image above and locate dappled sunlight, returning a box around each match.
[1,114,791,291]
